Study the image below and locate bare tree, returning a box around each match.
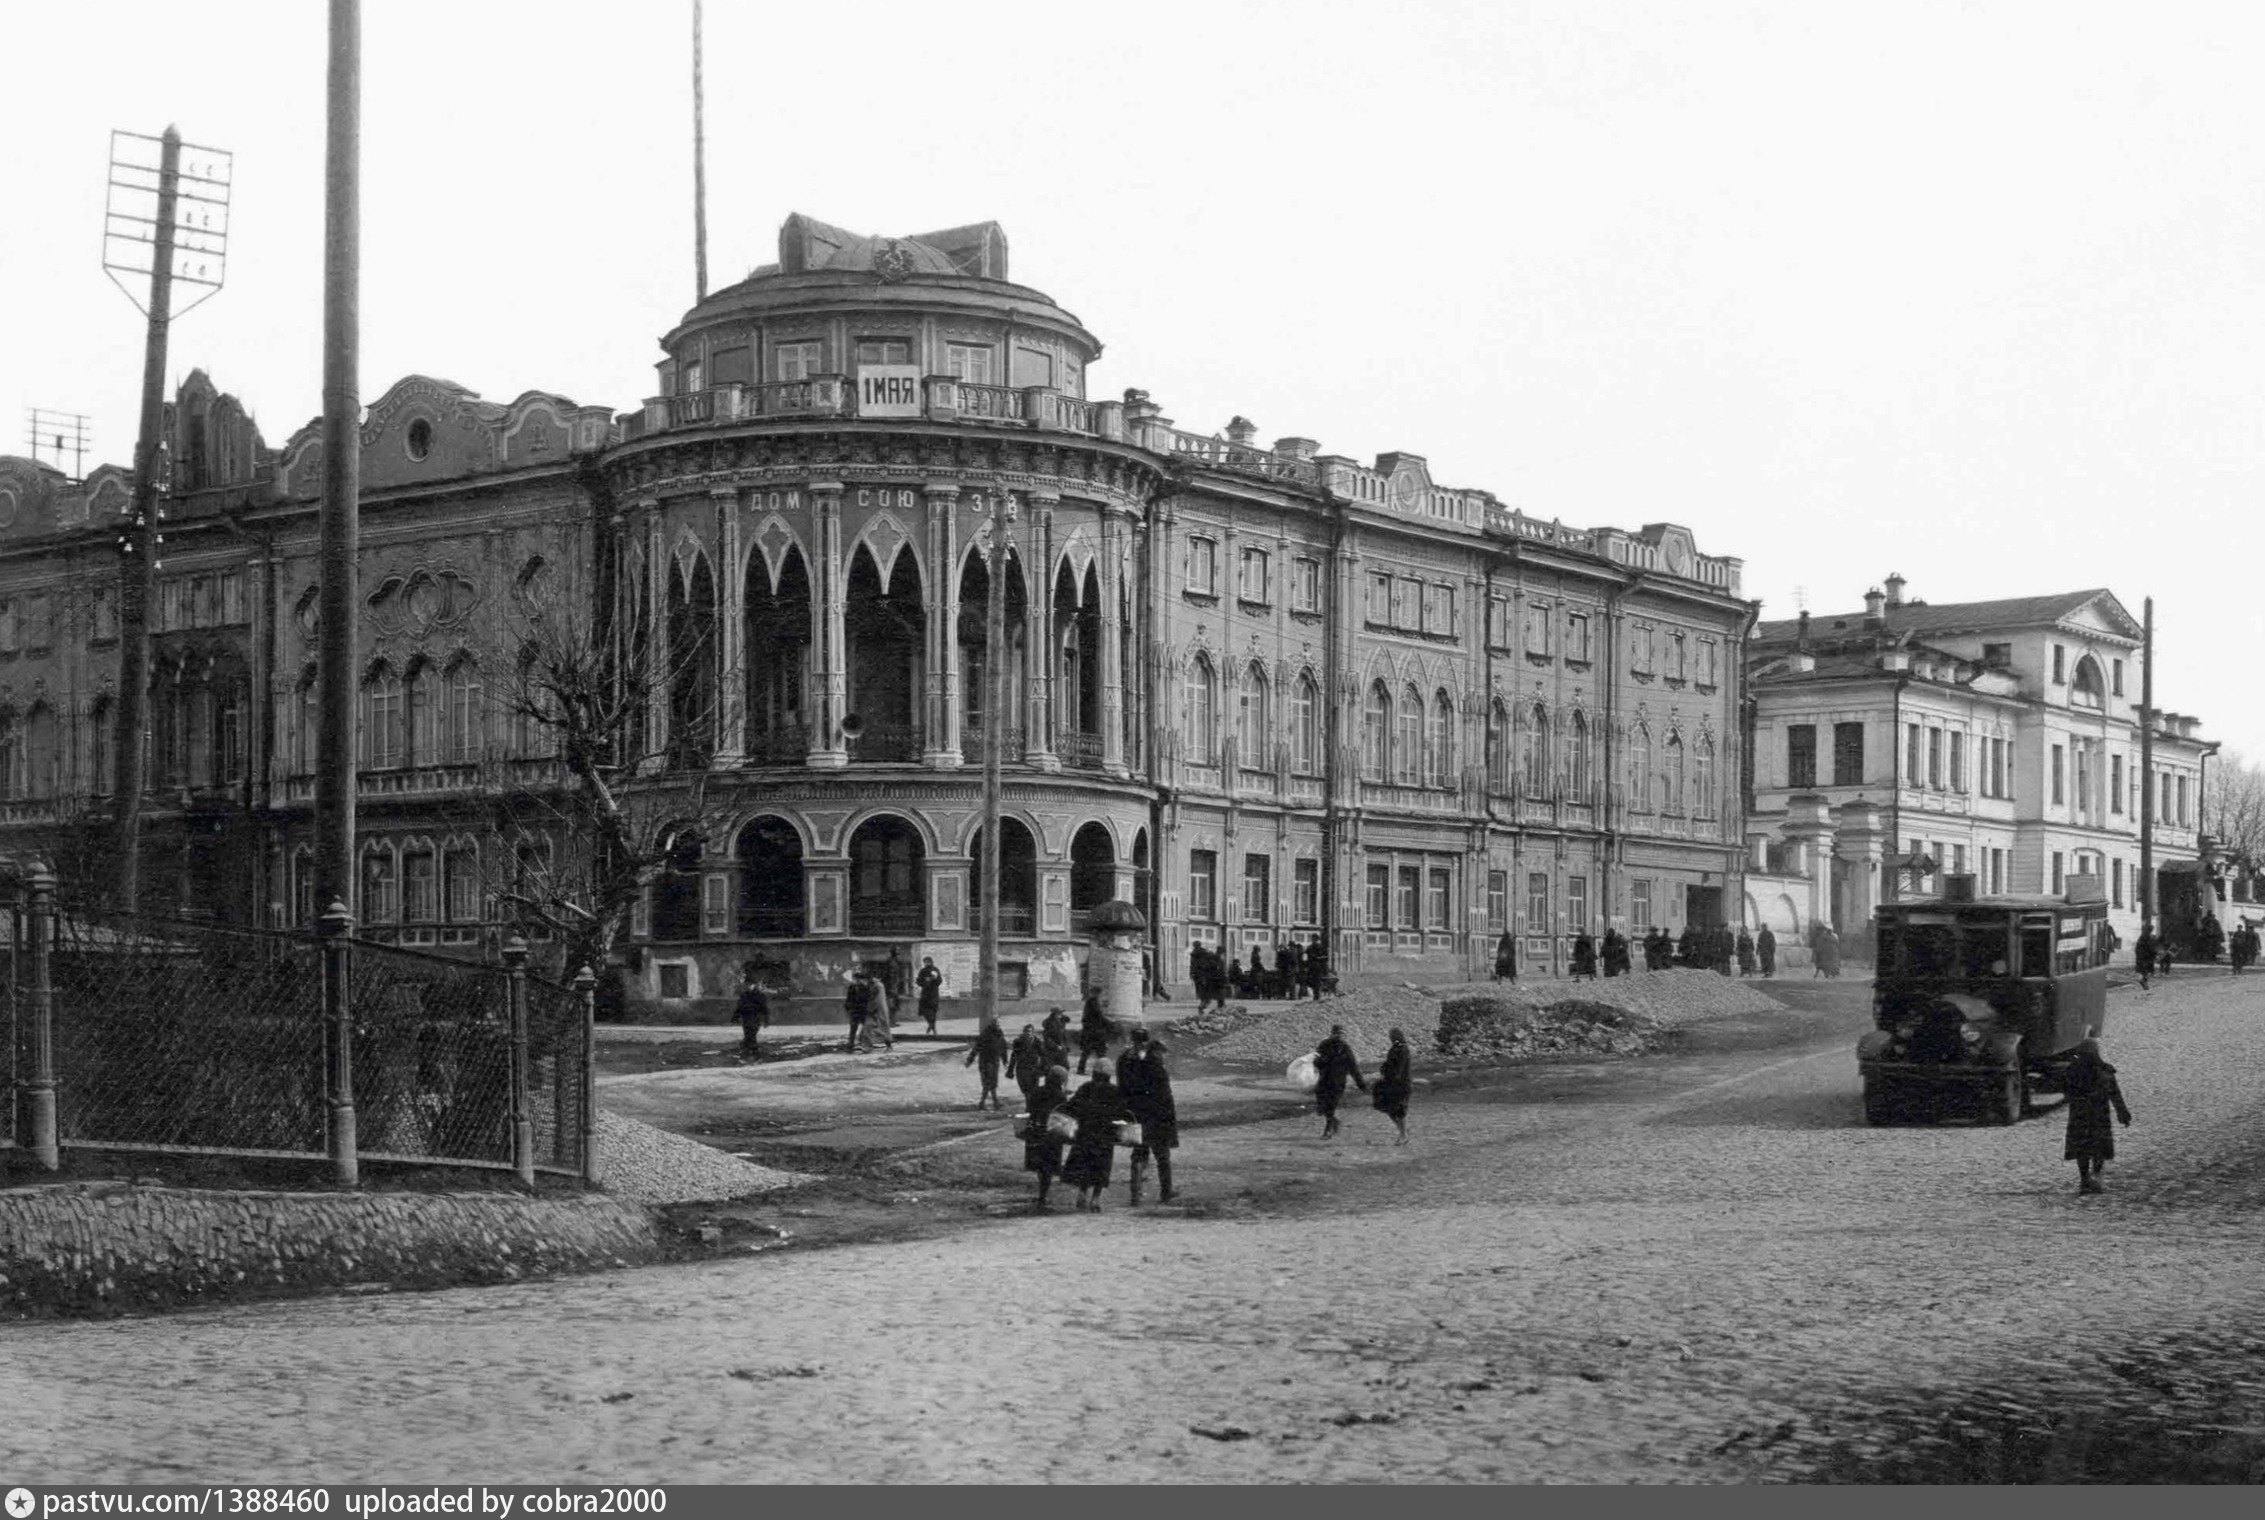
[478,565,742,987]
[2207,750,2265,870]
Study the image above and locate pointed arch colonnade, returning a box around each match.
[620,482,1139,777]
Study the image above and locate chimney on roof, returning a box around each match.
[1863,587,1886,625]
[1225,417,1257,446]
[1795,609,1811,651]
[1884,572,1906,608]
[1274,437,1318,461]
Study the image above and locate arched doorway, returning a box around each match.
[969,817,1038,935]
[666,554,718,769]
[736,816,805,937]
[957,546,1027,756]
[1070,821,1116,927]
[844,545,922,762]
[848,814,925,935]
[744,545,811,763]
[1054,561,1103,767]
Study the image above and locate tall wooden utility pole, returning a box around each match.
[2138,596,2155,932]
[109,126,180,913]
[977,487,1010,1032]
[691,0,708,301]
[102,123,230,911]
[317,0,362,918]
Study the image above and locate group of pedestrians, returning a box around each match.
[1490,923,1787,980]
[1309,1023,1415,1143]
[1187,941,1332,1009]
[1018,1024,1178,1210]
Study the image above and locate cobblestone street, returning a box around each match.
[7,972,2265,1483]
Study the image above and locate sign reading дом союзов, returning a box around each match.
[857,365,921,418]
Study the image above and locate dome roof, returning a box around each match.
[1088,899,1147,931]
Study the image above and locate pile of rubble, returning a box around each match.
[1181,970,1788,1068]
[1431,969,1786,1027]
[596,1111,812,1205]
[1435,997,1666,1060]
[1195,984,1446,1067]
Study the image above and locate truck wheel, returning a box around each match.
[1863,1079,1897,1126]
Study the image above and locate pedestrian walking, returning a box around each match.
[867,970,896,1049]
[1007,1023,1045,1103]
[1602,926,1629,978]
[843,973,870,1052]
[1024,1065,1071,1211]
[1277,941,1301,1000]
[1736,928,1756,977]
[1372,1026,1414,1144]
[1812,923,1841,979]
[1126,1037,1179,1203]
[1571,931,1598,980]
[1756,924,1777,978]
[1060,1065,1132,1211]
[733,969,770,1060]
[1247,946,1269,999]
[916,956,944,1034]
[1312,1023,1367,1139]
[2062,1035,2131,1194]
[1303,940,1332,998]
[2134,926,2157,989]
[965,1019,1009,1110]
[1040,1007,1073,1071]
[1188,945,1212,1011]
[1114,1024,1151,1088]
[1077,989,1111,1074]
[1494,929,1518,982]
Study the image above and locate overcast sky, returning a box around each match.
[2,1,2259,756]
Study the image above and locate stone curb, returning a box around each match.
[0,1181,663,1319]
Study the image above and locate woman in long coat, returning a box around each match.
[1313,1024,1368,1139]
[1023,1066,1072,1210]
[2062,1036,2132,1194]
[1077,990,1111,1074]
[1371,1026,1414,1144]
[1494,931,1518,981]
[1128,1039,1180,1203]
[1060,1065,1132,1210]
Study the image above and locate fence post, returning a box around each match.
[573,963,598,1185]
[24,863,58,1171]
[320,899,358,1187]
[503,936,533,1188]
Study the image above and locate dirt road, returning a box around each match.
[8,972,2265,1483]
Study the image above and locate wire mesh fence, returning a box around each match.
[527,973,589,1176]
[346,939,515,1167]
[48,906,329,1157]
[7,885,593,1178]
[2,905,18,1150]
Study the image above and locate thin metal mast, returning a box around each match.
[692,0,708,301]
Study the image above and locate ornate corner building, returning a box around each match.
[0,214,1755,1004]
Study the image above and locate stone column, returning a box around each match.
[1024,493,1059,770]
[1099,508,1128,776]
[642,502,668,770]
[1833,798,1888,951]
[714,486,745,764]
[809,482,848,768]
[924,482,962,767]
